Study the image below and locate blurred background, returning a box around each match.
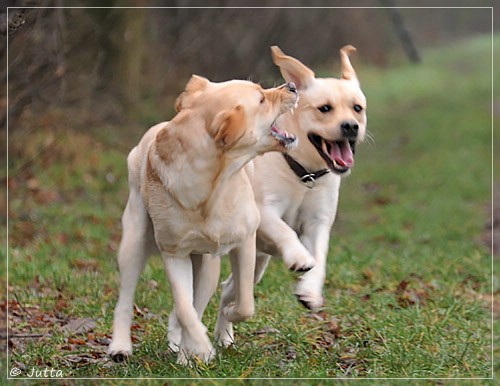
[1,1,496,133]
[2,1,497,378]
[2,2,496,257]
[2,0,497,255]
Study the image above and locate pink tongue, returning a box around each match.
[330,141,354,168]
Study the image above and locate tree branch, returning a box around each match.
[6,8,30,38]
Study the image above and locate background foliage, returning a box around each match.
[1,2,497,382]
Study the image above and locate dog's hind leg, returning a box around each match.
[168,253,220,352]
[109,188,152,361]
[163,254,215,365]
[214,272,235,347]
[193,254,221,317]
[254,252,272,284]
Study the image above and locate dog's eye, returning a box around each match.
[353,104,363,113]
[317,105,333,113]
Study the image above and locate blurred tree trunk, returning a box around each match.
[116,0,145,105]
[381,0,421,63]
[88,1,146,106]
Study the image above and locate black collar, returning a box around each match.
[282,153,330,188]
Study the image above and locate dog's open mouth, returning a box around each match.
[271,124,297,150]
[308,133,355,174]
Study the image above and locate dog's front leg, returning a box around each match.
[214,273,235,347]
[215,251,271,348]
[258,206,315,271]
[214,235,256,347]
[162,253,215,365]
[223,235,256,322]
[295,221,332,310]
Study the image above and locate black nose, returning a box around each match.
[287,82,297,93]
[341,121,359,138]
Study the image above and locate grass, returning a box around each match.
[5,34,496,382]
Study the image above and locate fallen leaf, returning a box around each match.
[12,221,37,246]
[373,195,394,206]
[362,269,373,281]
[26,177,40,191]
[309,310,328,321]
[34,189,60,204]
[72,258,100,272]
[326,317,342,338]
[53,293,68,311]
[56,233,69,245]
[395,277,432,307]
[396,280,409,292]
[68,337,86,345]
[254,326,280,335]
[60,318,96,335]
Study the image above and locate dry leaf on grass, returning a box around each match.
[253,326,280,335]
[60,318,96,336]
[72,258,100,272]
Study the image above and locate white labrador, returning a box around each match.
[108,76,307,364]
[214,46,367,347]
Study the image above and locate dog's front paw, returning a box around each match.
[295,291,324,311]
[177,348,215,367]
[214,318,234,348]
[283,245,315,272]
[177,335,215,365]
[168,313,182,352]
[222,302,254,323]
[177,345,215,366]
[108,339,132,362]
[295,279,324,310]
[177,347,215,366]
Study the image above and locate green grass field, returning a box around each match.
[5,34,497,382]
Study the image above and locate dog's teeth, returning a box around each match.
[321,139,328,154]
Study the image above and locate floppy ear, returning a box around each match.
[175,74,210,112]
[271,46,315,89]
[340,45,359,84]
[211,105,246,150]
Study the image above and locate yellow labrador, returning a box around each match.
[108,75,306,364]
[215,46,367,347]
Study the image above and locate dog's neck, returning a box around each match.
[276,113,328,172]
[201,150,256,217]
[151,127,254,216]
